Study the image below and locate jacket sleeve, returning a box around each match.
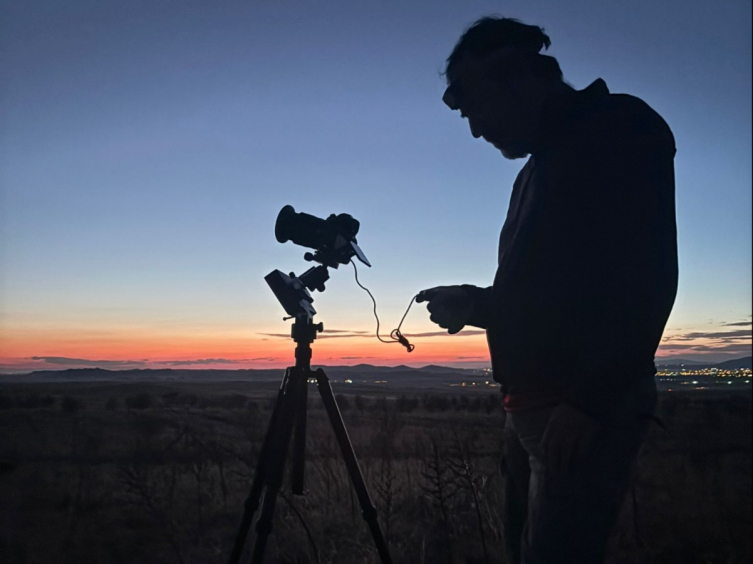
[538,100,678,421]
[460,285,493,330]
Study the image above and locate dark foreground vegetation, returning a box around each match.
[0,381,750,564]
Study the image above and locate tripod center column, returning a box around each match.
[291,316,323,371]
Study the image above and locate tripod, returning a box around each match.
[228,314,393,564]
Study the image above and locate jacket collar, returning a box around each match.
[532,78,610,155]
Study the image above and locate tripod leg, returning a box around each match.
[228,370,291,564]
[315,368,393,564]
[291,372,309,495]
[250,368,305,564]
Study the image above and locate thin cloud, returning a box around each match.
[258,332,370,340]
[258,329,486,340]
[153,358,244,366]
[405,330,487,338]
[258,333,295,339]
[722,320,753,327]
[318,334,372,339]
[29,356,146,368]
[659,343,752,353]
[456,355,486,360]
[690,343,752,353]
[663,329,752,342]
[658,344,702,351]
[257,329,369,339]
[339,356,375,360]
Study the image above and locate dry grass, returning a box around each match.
[0,381,749,564]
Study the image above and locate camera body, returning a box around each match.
[274,205,370,269]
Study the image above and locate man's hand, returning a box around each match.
[416,286,473,335]
[542,403,600,475]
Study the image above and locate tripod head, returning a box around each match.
[265,205,371,321]
[264,264,328,321]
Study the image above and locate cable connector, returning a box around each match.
[351,260,417,353]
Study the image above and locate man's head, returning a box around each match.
[444,17,565,159]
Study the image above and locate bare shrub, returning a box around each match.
[126,393,152,410]
[424,394,451,412]
[355,394,369,412]
[335,393,350,412]
[61,396,84,414]
[421,436,459,563]
[447,429,490,564]
[19,393,54,409]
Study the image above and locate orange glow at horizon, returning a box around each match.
[0,323,492,371]
[2,321,746,373]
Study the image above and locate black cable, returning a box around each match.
[351,260,416,352]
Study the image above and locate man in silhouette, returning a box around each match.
[418,17,677,564]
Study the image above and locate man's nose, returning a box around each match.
[468,118,483,139]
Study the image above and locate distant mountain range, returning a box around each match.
[0,364,484,384]
[1,356,749,384]
[656,356,751,370]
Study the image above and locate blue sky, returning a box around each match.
[1,0,751,370]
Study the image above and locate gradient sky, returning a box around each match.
[1,0,751,372]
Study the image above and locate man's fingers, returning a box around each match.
[416,288,439,303]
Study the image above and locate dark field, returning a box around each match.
[0,380,750,564]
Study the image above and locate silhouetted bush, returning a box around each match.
[484,393,500,413]
[105,396,118,410]
[19,394,41,409]
[0,395,14,409]
[18,394,54,409]
[335,393,350,412]
[220,394,248,409]
[425,394,450,412]
[125,393,152,410]
[469,397,484,412]
[61,396,83,414]
[180,393,198,407]
[374,396,389,412]
[396,395,419,412]
[161,392,179,407]
[355,394,369,412]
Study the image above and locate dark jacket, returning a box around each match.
[463,79,678,421]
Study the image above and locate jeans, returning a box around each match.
[502,377,657,564]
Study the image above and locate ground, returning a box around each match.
[0,378,750,564]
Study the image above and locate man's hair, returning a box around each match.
[444,16,562,83]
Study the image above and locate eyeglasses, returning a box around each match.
[442,82,462,111]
